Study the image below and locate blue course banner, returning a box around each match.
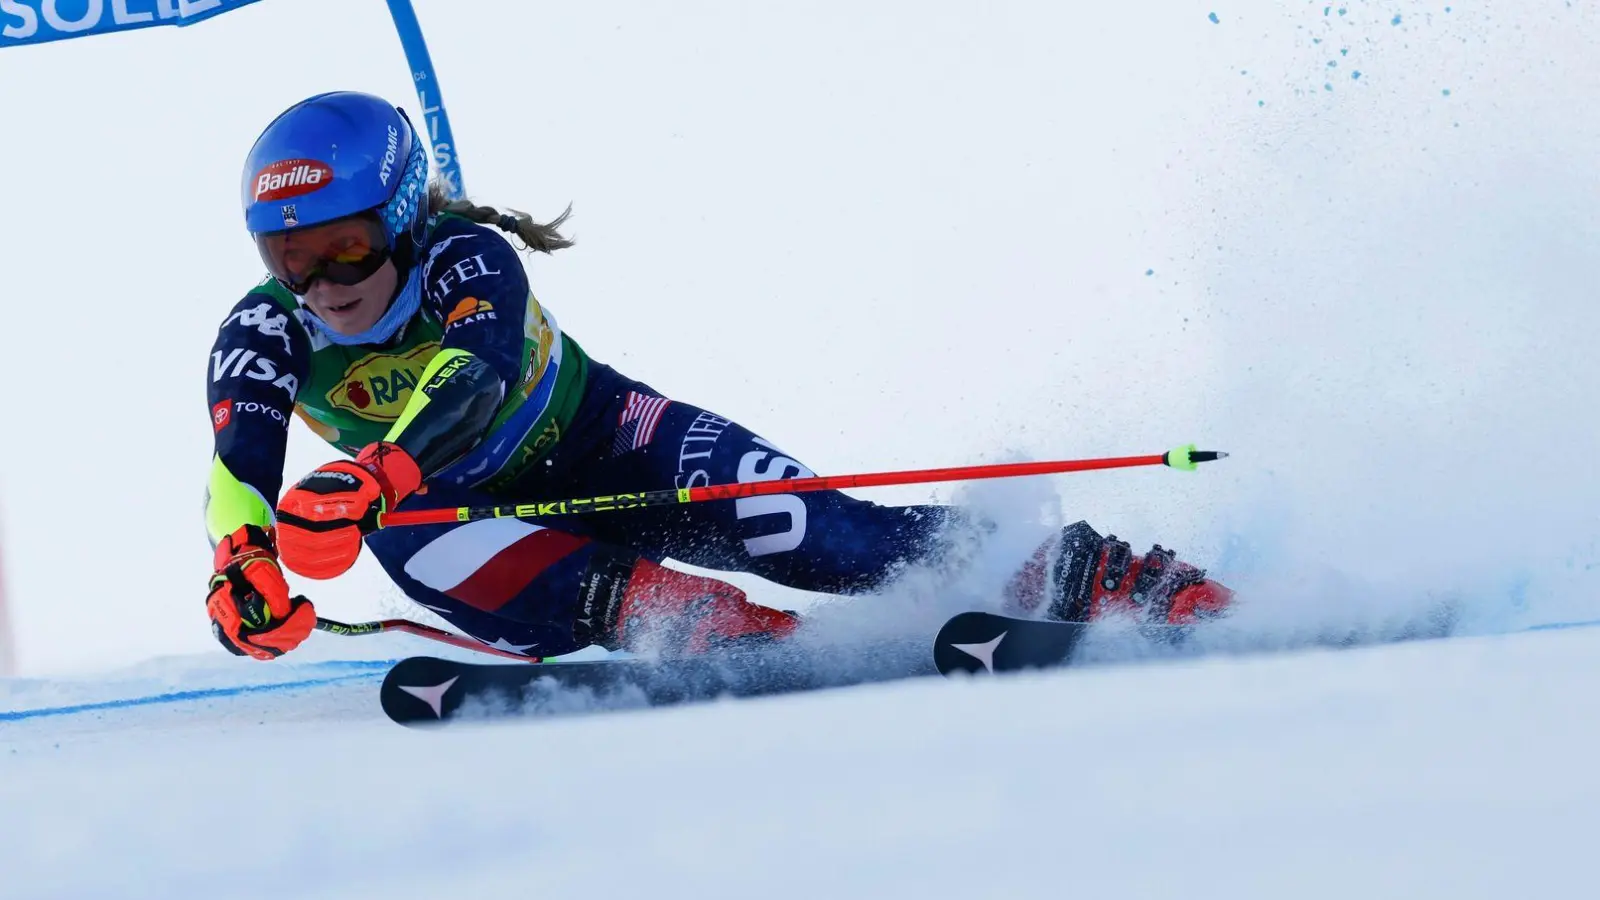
[1,0,267,49]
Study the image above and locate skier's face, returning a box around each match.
[302,259,400,336]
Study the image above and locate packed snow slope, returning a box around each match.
[5,625,1599,899]
[1,0,1597,897]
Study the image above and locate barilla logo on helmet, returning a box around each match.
[253,159,334,202]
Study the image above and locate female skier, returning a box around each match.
[203,91,1232,661]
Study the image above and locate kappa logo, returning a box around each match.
[444,297,495,330]
[253,159,333,202]
[222,302,294,354]
[326,344,439,422]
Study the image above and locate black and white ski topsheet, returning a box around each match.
[932,611,1094,675]
[380,637,937,726]
[381,613,1125,725]
[934,605,1459,675]
[381,606,1458,725]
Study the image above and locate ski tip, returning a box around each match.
[1163,445,1229,471]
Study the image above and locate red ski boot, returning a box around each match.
[1005,521,1233,625]
[596,558,798,656]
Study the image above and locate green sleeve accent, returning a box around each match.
[383,348,477,443]
[205,455,275,546]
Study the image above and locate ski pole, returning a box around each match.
[377,444,1227,529]
[312,609,543,662]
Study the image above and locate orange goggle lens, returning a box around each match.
[255,213,390,294]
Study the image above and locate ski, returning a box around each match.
[933,605,1462,676]
[382,615,1097,726]
[382,605,1462,724]
[380,640,934,726]
[931,611,1211,674]
[933,611,1094,675]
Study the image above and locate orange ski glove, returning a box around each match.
[207,524,316,660]
[275,441,422,579]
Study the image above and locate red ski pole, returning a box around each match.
[312,610,543,662]
[377,444,1226,529]
[313,446,1224,661]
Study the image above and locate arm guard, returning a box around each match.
[382,348,506,475]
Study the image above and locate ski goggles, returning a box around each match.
[255,212,391,295]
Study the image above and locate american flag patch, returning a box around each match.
[613,391,670,455]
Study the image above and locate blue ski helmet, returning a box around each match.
[241,91,430,253]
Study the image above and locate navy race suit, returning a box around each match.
[205,213,952,657]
